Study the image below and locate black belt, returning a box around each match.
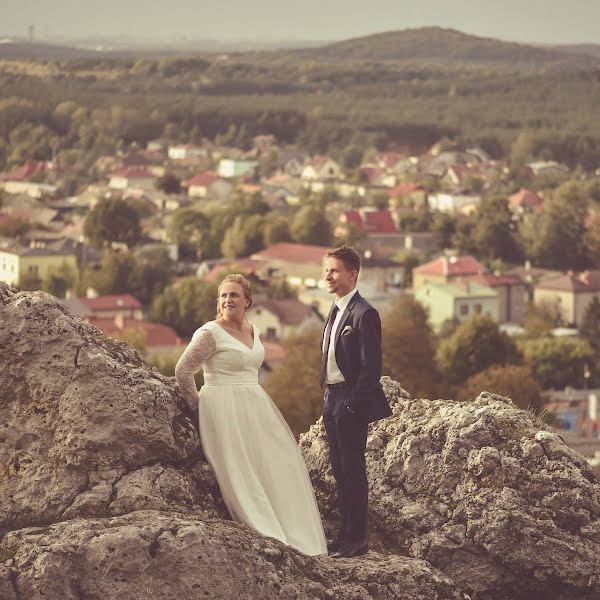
[326,382,348,390]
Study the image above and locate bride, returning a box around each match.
[175,274,327,556]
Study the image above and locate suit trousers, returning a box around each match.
[323,385,369,544]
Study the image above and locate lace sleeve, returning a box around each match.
[175,329,216,410]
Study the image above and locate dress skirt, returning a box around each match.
[198,382,327,556]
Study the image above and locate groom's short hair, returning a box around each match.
[326,245,361,273]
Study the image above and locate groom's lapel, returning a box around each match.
[333,291,360,349]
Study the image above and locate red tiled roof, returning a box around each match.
[509,189,543,207]
[204,258,267,282]
[261,338,288,363]
[111,166,152,179]
[251,243,331,265]
[89,317,182,347]
[342,210,397,235]
[536,271,600,293]
[473,274,524,287]
[188,171,218,187]
[374,152,406,168]
[387,182,423,198]
[80,294,142,311]
[3,161,48,182]
[253,298,314,325]
[363,211,397,234]
[414,255,487,276]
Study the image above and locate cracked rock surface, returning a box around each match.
[300,378,600,600]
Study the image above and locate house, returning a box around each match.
[508,189,544,215]
[415,281,499,329]
[300,157,341,182]
[338,209,398,238]
[387,182,426,209]
[505,262,562,301]
[217,159,258,179]
[441,164,484,190]
[88,315,185,358]
[168,144,207,160]
[0,239,78,287]
[64,293,144,320]
[252,134,277,150]
[109,167,154,191]
[533,270,600,327]
[146,139,170,153]
[246,297,322,340]
[412,255,487,289]
[1,160,58,198]
[427,192,481,214]
[526,161,569,179]
[187,171,218,198]
[198,258,268,282]
[250,242,331,288]
[469,273,528,324]
[543,388,600,439]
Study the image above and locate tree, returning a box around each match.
[519,337,595,389]
[264,327,323,437]
[221,214,266,258]
[83,251,137,296]
[84,198,142,249]
[470,195,521,262]
[584,211,600,267]
[155,173,181,195]
[510,131,535,169]
[340,144,363,171]
[431,211,457,249]
[262,215,292,246]
[437,315,522,385]
[381,297,444,399]
[168,207,213,260]
[523,301,559,337]
[580,297,600,353]
[456,364,542,412]
[41,263,78,299]
[290,206,331,246]
[520,181,589,270]
[149,277,218,338]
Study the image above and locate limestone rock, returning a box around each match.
[0,283,226,531]
[300,379,600,600]
[0,511,464,600]
[0,284,466,600]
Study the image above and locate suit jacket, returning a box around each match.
[321,291,392,423]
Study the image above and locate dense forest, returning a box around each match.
[2,27,600,171]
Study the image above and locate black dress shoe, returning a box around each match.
[327,539,344,553]
[332,540,369,559]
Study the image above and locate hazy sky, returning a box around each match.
[2,0,600,45]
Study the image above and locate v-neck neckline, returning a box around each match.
[214,321,256,351]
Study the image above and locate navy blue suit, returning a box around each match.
[321,291,391,544]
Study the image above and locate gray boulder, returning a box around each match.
[0,284,464,599]
[300,377,600,600]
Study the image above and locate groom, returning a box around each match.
[320,245,392,559]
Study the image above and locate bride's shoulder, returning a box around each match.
[193,321,217,336]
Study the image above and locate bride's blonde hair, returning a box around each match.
[215,274,253,318]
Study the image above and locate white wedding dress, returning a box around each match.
[175,320,327,556]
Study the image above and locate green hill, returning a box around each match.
[295,27,598,65]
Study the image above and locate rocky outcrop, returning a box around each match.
[0,284,464,599]
[300,378,600,600]
[1,283,599,600]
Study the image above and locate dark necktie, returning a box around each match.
[319,304,339,388]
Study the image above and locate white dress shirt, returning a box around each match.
[323,288,358,385]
